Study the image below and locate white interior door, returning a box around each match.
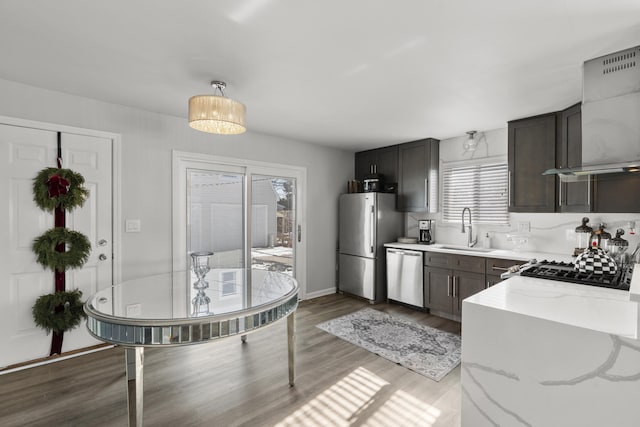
[0,124,113,367]
[60,132,113,352]
[0,125,57,367]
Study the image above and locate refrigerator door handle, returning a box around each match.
[369,205,375,254]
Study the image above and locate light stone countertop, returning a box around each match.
[419,239,640,425]
[461,266,640,426]
[465,275,638,338]
[385,241,640,338]
[383,241,575,263]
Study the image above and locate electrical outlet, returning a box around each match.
[566,229,576,242]
[518,221,530,233]
[125,219,141,233]
[126,303,142,317]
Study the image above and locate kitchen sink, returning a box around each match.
[435,245,494,253]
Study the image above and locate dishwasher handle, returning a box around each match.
[387,249,421,256]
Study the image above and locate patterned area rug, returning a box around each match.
[317,308,461,381]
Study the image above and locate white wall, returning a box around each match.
[406,128,640,258]
[0,78,352,295]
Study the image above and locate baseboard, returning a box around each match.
[0,343,114,375]
[303,286,337,300]
[429,309,461,323]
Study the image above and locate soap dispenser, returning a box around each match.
[483,232,491,249]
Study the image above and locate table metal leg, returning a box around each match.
[287,313,295,386]
[126,347,144,427]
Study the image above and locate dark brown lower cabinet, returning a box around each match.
[424,254,529,320]
[424,254,486,319]
[424,267,453,313]
[485,257,527,287]
[424,267,485,317]
[452,271,486,316]
[486,274,502,288]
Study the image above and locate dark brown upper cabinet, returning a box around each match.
[509,102,640,213]
[557,103,591,212]
[508,113,557,212]
[398,138,439,212]
[354,145,398,183]
[592,172,640,213]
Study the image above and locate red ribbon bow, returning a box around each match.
[46,174,70,198]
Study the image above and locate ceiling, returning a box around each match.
[1,1,639,151]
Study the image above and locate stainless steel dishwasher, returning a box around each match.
[386,248,424,307]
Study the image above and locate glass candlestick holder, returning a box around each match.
[190,251,213,316]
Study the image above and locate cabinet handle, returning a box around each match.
[452,276,457,298]
[587,177,591,208]
[447,275,451,297]
[424,179,429,208]
[558,179,563,207]
[508,171,512,207]
[491,265,510,271]
[487,281,493,288]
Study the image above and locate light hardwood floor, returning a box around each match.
[0,294,462,427]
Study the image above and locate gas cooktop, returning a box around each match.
[519,260,633,291]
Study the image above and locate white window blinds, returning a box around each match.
[442,162,509,225]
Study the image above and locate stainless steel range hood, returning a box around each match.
[544,45,640,177]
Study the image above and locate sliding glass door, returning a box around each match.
[173,151,306,301]
[250,175,296,275]
[188,169,245,269]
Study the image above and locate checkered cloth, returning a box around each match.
[575,247,618,275]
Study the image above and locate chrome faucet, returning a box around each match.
[461,207,477,247]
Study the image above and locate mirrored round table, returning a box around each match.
[84,269,299,427]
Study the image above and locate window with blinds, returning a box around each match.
[442,162,509,225]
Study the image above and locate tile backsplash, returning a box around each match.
[405,212,640,258]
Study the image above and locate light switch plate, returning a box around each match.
[125,219,141,233]
[126,303,142,316]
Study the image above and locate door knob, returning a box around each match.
[98,239,108,246]
[99,254,108,261]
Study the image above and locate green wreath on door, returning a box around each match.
[31,167,91,335]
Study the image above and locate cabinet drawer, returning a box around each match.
[486,274,503,288]
[424,252,454,268]
[485,258,526,276]
[454,255,485,274]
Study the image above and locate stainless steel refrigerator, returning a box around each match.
[338,192,403,303]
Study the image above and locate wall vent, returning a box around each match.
[581,45,640,166]
[603,50,636,75]
[584,45,640,102]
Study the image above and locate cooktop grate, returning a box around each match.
[519,260,633,291]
